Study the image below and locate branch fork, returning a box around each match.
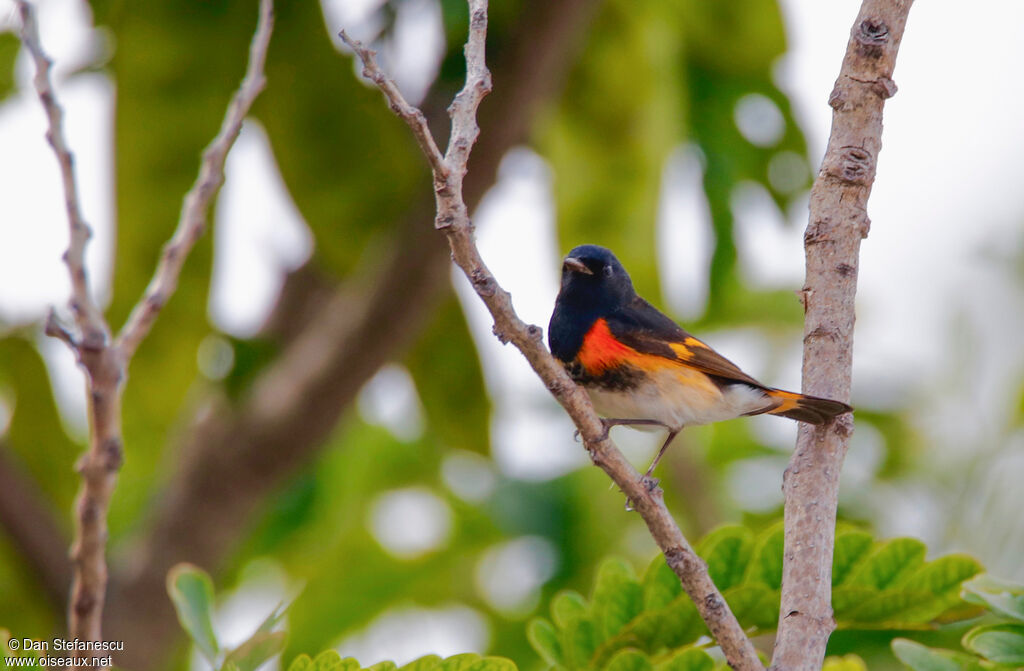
[16,0,275,655]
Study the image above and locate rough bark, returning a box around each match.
[770,2,913,669]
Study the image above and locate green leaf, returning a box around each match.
[564,614,601,669]
[307,651,356,671]
[724,583,777,630]
[528,618,563,666]
[962,574,1024,622]
[697,525,753,591]
[891,640,961,671]
[638,596,703,652]
[399,656,443,671]
[253,603,289,636]
[832,531,874,586]
[746,523,785,590]
[0,32,18,102]
[286,654,314,671]
[552,590,589,628]
[655,648,714,671]
[166,563,220,665]
[592,558,644,639]
[831,586,878,622]
[222,631,287,671]
[891,639,981,671]
[366,663,398,671]
[435,654,516,671]
[642,557,681,611]
[822,654,867,671]
[845,538,926,590]
[836,553,982,626]
[962,623,1024,665]
[602,649,653,671]
[902,555,983,597]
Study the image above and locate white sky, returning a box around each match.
[1,0,1023,589]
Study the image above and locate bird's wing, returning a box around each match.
[606,298,764,388]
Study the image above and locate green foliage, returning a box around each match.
[961,575,1024,622]
[167,563,287,671]
[286,652,516,671]
[167,563,221,664]
[892,640,976,671]
[961,624,1024,665]
[0,31,18,102]
[529,524,982,670]
[893,574,1024,670]
[822,654,868,671]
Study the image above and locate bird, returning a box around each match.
[548,244,851,482]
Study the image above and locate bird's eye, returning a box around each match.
[603,265,614,277]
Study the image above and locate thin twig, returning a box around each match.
[16,0,275,655]
[340,31,449,181]
[342,2,762,669]
[771,1,913,669]
[16,1,107,347]
[117,0,275,360]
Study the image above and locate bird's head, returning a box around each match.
[557,244,636,313]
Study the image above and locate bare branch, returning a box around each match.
[116,0,275,361]
[345,2,762,668]
[16,0,275,653]
[338,31,449,180]
[15,1,108,347]
[771,1,913,669]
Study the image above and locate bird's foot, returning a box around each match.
[623,475,662,511]
[640,474,661,492]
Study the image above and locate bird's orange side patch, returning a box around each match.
[577,319,720,383]
[577,318,636,374]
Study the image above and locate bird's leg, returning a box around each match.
[640,429,680,491]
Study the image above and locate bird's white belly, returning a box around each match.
[586,367,770,430]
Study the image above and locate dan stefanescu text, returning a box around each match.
[17,639,124,652]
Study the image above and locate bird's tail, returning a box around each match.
[758,389,852,424]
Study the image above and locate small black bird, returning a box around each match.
[548,244,851,479]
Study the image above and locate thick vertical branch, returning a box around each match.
[341,4,763,669]
[17,0,275,655]
[771,1,913,669]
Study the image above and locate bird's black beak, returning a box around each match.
[563,257,593,275]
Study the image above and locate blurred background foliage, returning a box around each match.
[0,0,1022,670]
